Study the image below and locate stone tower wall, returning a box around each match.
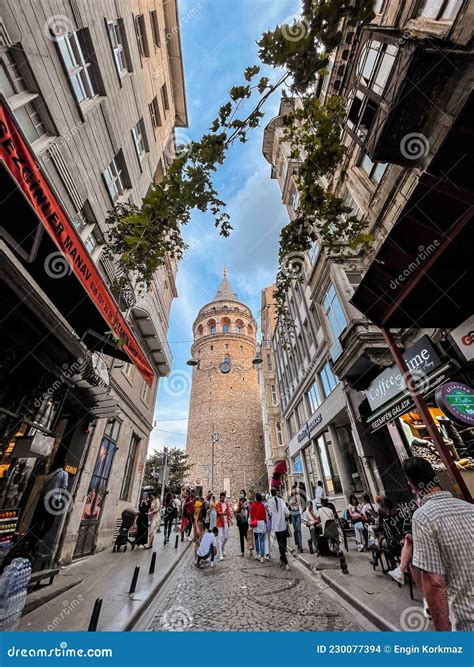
[186,298,267,498]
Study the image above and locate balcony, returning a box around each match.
[132,292,173,377]
[345,28,470,167]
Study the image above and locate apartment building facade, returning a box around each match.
[262,0,473,506]
[258,286,286,489]
[0,0,187,567]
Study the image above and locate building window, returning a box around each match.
[140,378,151,404]
[307,380,322,413]
[346,272,362,291]
[103,152,128,203]
[222,324,229,333]
[235,325,241,334]
[134,14,149,58]
[418,0,463,20]
[149,96,161,130]
[210,324,216,334]
[373,0,385,12]
[308,241,319,264]
[271,384,278,406]
[132,118,148,161]
[319,361,339,398]
[322,284,347,340]
[120,433,140,501]
[107,19,129,77]
[276,421,283,447]
[266,353,273,371]
[56,30,99,104]
[161,83,170,112]
[360,151,387,184]
[0,50,50,143]
[81,421,120,521]
[316,432,342,495]
[150,10,161,48]
[85,231,98,254]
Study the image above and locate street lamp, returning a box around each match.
[211,427,219,490]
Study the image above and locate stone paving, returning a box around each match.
[140,532,365,632]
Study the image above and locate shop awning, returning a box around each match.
[351,92,474,330]
[0,96,154,385]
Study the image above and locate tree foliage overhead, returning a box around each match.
[143,448,190,496]
[105,0,377,322]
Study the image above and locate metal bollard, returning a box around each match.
[175,534,179,549]
[338,550,349,574]
[88,598,103,632]
[129,565,140,595]
[149,551,157,574]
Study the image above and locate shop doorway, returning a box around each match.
[73,419,120,558]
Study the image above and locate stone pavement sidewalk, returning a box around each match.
[288,531,426,632]
[18,533,191,632]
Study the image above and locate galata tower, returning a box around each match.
[186,269,267,498]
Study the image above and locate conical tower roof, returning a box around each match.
[212,266,238,302]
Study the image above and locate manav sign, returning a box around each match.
[436,382,474,426]
[366,335,442,411]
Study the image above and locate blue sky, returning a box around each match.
[149,0,299,452]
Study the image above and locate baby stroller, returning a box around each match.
[113,508,136,552]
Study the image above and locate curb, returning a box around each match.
[22,578,82,617]
[320,571,398,632]
[120,540,192,632]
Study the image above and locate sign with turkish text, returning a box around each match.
[436,382,474,426]
[0,97,154,385]
[366,335,442,411]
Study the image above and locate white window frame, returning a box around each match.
[271,384,278,406]
[134,15,149,58]
[276,422,283,447]
[150,10,161,49]
[322,284,347,340]
[104,154,126,203]
[107,20,128,76]
[149,96,161,131]
[161,83,169,112]
[418,0,463,20]
[140,378,151,404]
[360,151,387,184]
[132,118,147,161]
[57,31,97,104]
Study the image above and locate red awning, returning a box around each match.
[0,96,154,385]
[271,460,288,488]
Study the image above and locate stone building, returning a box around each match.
[257,286,286,489]
[186,270,267,498]
[0,0,187,566]
[261,0,473,506]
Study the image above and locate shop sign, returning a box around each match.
[366,335,442,411]
[450,315,474,362]
[0,97,154,386]
[297,413,323,444]
[368,370,448,432]
[435,382,474,426]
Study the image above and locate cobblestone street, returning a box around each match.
[135,533,367,632]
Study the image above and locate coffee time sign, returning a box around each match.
[367,336,442,411]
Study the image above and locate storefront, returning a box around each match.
[0,98,153,570]
[287,384,366,510]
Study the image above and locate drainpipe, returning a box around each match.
[382,328,472,502]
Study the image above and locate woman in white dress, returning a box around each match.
[147,495,161,548]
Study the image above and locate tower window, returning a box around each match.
[222,324,229,333]
[210,345,214,351]
[210,324,216,334]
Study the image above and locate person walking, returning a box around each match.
[163,492,177,544]
[250,493,267,562]
[264,493,273,560]
[147,495,160,548]
[267,488,290,570]
[234,490,249,557]
[135,494,150,548]
[215,491,232,560]
[402,457,474,632]
[315,480,325,509]
[288,482,304,552]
